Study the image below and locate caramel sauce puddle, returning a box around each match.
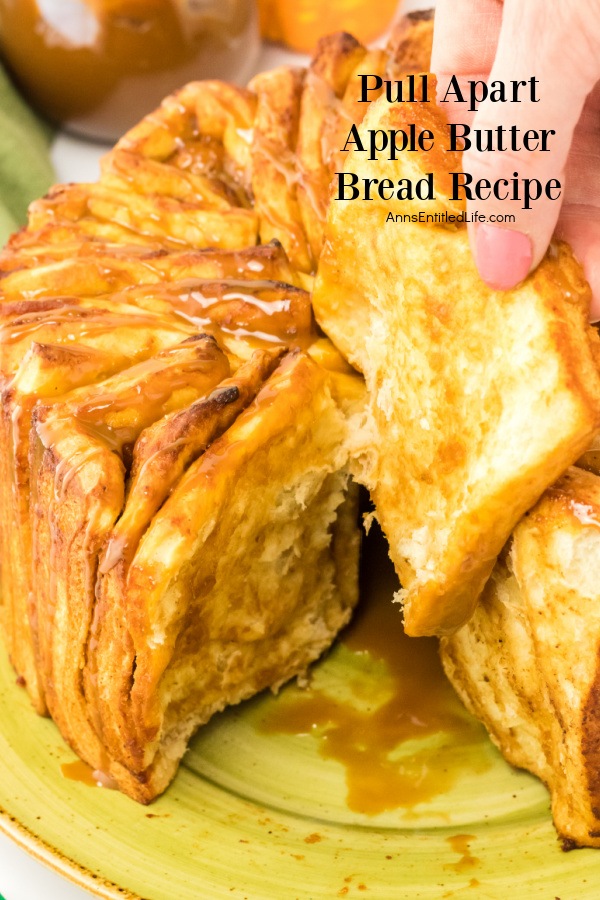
[61,759,99,787]
[260,528,489,814]
[61,759,117,790]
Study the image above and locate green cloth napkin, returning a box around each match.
[0,64,55,245]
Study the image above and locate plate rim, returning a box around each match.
[0,805,140,900]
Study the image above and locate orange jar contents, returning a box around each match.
[258,0,400,53]
[0,0,258,142]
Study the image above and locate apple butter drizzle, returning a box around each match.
[444,834,480,874]
[61,759,117,790]
[259,527,490,815]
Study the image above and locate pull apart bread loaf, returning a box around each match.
[0,51,396,800]
[313,76,600,637]
[8,5,600,851]
[0,17,432,801]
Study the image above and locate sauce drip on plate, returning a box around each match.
[61,759,99,788]
[61,759,117,789]
[260,526,489,814]
[445,834,480,874]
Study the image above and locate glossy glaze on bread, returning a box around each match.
[0,15,432,801]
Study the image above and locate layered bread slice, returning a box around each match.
[0,240,310,713]
[29,336,360,801]
[441,466,600,848]
[313,80,600,636]
[0,302,194,712]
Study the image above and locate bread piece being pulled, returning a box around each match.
[313,77,600,636]
[441,466,600,849]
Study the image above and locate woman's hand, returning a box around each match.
[432,0,600,317]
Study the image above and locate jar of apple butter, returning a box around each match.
[0,0,259,143]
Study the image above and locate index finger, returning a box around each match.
[431,0,503,125]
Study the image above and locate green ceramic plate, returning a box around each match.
[1,530,599,899]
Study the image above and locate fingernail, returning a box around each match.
[474,225,532,291]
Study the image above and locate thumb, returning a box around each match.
[457,0,600,290]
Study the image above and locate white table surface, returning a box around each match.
[0,1,431,896]
[0,833,94,900]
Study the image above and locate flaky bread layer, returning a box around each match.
[0,241,305,300]
[0,312,197,712]
[30,350,361,801]
[441,467,600,848]
[313,86,600,636]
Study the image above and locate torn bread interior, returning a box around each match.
[312,78,600,637]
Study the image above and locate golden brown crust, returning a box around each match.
[296,32,367,262]
[385,9,435,78]
[100,347,284,574]
[81,352,359,793]
[0,56,369,801]
[249,67,313,273]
